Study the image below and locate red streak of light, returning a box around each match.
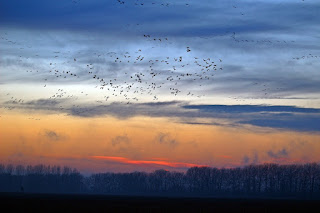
[92,156,208,168]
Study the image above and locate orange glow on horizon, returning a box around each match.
[1,110,320,173]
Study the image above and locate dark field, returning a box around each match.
[1,193,319,213]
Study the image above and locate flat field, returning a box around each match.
[1,193,319,213]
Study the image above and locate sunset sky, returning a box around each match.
[1,0,320,174]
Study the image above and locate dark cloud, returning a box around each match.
[185,105,320,132]
[42,129,62,141]
[239,117,320,132]
[242,152,259,165]
[155,132,178,146]
[111,134,130,146]
[267,148,289,159]
[68,101,187,119]
[1,0,319,37]
[180,122,227,126]
[183,104,320,114]
[242,155,250,165]
[23,99,63,106]
[3,98,70,113]
[142,101,182,107]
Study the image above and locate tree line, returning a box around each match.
[1,163,320,198]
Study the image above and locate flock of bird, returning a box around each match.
[45,44,223,104]
[113,0,254,17]
[231,32,297,45]
[116,0,190,7]
[292,54,319,60]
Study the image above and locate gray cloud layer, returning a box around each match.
[3,99,320,132]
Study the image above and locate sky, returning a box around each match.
[0,0,320,173]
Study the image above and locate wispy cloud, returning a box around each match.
[3,98,320,132]
[111,134,130,146]
[242,152,259,165]
[155,132,178,146]
[40,129,65,141]
[267,148,289,159]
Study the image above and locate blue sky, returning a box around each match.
[1,0,320,131]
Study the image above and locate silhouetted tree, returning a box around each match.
[1,163,320,198]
